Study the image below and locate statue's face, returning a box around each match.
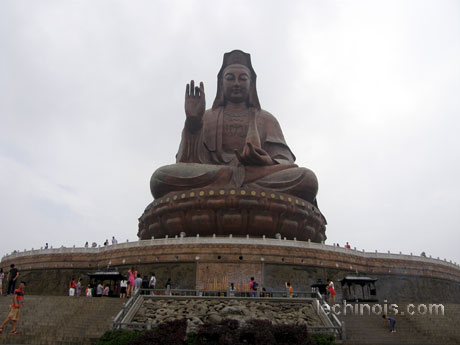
[223,64,251,104]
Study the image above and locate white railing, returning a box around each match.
[2,236,459,270]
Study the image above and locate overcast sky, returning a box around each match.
[1,0,459,264]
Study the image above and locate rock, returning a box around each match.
[221,306,244,315]
[207,313,223,324]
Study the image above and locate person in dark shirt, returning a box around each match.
[165,278,172,296]
[141,276,149,295]
[6,264,19,295]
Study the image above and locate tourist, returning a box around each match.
[285,282,293,298]
[141,275,149,295]
[127,266,137,297]
[421,251,427,257]
[96,282,103,297]
[44,243,48,249]
[149,273,156,295]
[0,281,26,335]
[382,315,396,333]
[249,277,258,297]
[111,236,118,245]
[345,242,351,249]
[261,286,268,298]
[134,274,143,295]
[102,284,110,297]
[165,278,172,296]
[120,279,128,298]
[6,264,19,295]
[69,277,76,296]
[76,278,82,296]
[327,278,336,304]
[228,282,236,297]
[84,241,89,248]
[0,269,3,297]
[85,284,93,297]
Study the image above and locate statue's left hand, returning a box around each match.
[235,142,275,166]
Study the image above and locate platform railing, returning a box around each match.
[2,236,459,270]
[115,288,322,298]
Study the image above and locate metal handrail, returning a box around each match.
[313,291,345,339]
[133,288,321,298]
[112,289,141,329]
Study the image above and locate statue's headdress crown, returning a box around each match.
[224,50,251,67]
[212,50,260,110]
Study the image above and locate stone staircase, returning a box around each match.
[0,295,125,345]
[338,303,460,345]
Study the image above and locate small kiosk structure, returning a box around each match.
[340,276,378,302]
[87,270,126,297]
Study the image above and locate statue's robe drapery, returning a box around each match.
[151,107,318,203]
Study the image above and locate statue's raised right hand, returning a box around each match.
[185,80,205,121]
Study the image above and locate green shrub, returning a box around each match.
[95,329,142,345]
[184,333,198,345]
[271,323,313,345]
[97,320,329,345]
[127,319,187,345]
[311,333,336,345]
[188,319,314,345]
[239,319,277,345]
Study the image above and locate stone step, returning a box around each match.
[0,295,124,345]
[339,303,460,345]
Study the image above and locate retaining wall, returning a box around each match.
[2,237,460,302]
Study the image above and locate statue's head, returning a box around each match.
[212,50,261,111]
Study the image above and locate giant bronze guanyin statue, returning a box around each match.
[138,50,326,242]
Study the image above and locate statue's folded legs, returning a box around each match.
[151,163,318,205]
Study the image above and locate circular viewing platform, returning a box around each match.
[2,237,460,302]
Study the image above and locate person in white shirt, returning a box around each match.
[112,236,118,245]
[96,283,103,297]
[149,273,156,295]
[228,282,236,297]
[120,279,128,298]
[102,284,110,296]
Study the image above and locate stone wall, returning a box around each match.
[132,297,325,333]
[263,265,460,303]
[2,237,460,301]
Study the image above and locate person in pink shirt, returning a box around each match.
[249,277,258,297]
[127,266,137,297]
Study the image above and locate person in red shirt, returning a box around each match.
[0,281,26,334]
[249,277,258,297]
[327,278,336,304]
[69,278,76,296]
